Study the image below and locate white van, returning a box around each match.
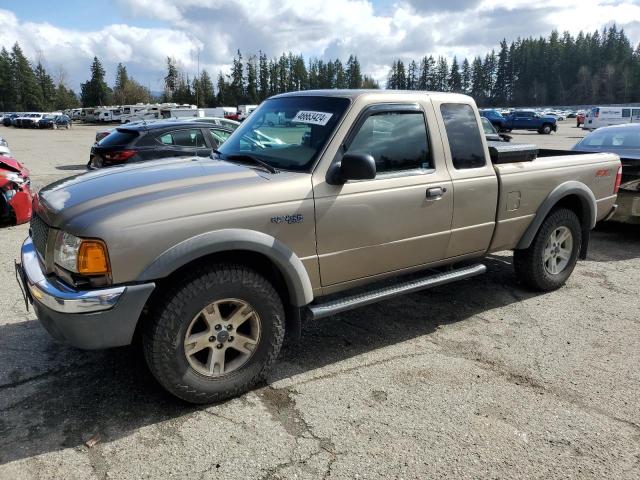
[95,107,122,123]
[160,107,202,119]
[583,106,640,130]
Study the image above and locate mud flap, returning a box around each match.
[579,230,589,260]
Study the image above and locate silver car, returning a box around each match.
[573,124,640,224]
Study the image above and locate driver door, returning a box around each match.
[313,103,453,288]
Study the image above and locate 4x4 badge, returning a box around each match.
[271,214,303,224]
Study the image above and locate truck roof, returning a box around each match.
[271,89,472,102]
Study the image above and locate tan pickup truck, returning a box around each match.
[17,90,620,403]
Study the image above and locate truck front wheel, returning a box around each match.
[539,124,552,134]
[143,264,285,404]
[513,208,581,291]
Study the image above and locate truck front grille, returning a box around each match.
[30,214,50,260]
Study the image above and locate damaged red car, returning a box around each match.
[0,155,33,226]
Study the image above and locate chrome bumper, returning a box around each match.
[19,237,125,314]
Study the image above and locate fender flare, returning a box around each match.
[516,181,597,250]
[137,229,314,306]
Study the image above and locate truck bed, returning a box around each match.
[488,151,620,252]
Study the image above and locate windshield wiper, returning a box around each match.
[223,154,278,174]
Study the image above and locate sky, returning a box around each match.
[0,0,639,92]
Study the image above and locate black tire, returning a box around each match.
[538,124,552,134]
[143,264,285,404]
[513,208,582,291]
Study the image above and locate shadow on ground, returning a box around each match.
[0,224,636,465]
[55,164,88,171]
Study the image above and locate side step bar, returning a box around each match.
[308,263,487,320]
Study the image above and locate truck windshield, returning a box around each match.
[217,96,350,172]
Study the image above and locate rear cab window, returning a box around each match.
[440,103,486,169]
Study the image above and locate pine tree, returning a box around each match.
[346,55,362,89]
[33,61,56,110]
[113,63,129,105]
[361,75,380,89]
[460,58,472,94]
[492,41,510,105]
[216,72,232,105]
[246,55,258,103]
[258,51,269,100]
[448,57,462,93]
[470,57,485,105]
[163,57,179,101]
[80,56,111,107]
[199,70,215,106]
[434,57,449,91]
[395,60,407,89]
[0,47,14,111]
[418,56,434,90]
[231,50,245,104]
[11,43,42,110]
[54,84,79,110]
[407,60,418,90]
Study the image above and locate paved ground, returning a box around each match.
[0,121,639,479]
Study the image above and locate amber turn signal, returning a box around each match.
[77,240,110,275]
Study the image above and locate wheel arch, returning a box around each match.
[516,181,596,250]
[137,229,314,307]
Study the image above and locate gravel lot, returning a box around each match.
[1,121,639,479]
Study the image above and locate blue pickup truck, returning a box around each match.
[481,109,557,134]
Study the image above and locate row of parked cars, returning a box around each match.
[1,112,72,129]
[480,109,559,134]
[89,116,241,168]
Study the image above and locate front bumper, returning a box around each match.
[17,237,155,349]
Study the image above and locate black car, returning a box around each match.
[2,113,17,127]
[39,114,72,129]
[88,121,234,169]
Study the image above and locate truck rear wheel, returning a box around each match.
[513,208,581,291]
[143,264,285,404]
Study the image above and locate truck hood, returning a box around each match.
[36,157,273,228]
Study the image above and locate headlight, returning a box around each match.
[54,232,111,275]
[0,172,25,184]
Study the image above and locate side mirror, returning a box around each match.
[327,152,376,184]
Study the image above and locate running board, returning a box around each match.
[308,263,487,320]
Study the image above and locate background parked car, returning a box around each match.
[572,123,640,224]
[39,114,72,129]
[20,113,44,128]
[93,117,240,144]
[88,121,235,169]
[481,117,511,142]
[2,113,17,126]
[0,136,10,156]
[502,110,557,134]
[480,109,507,131]
[0,155,32,226]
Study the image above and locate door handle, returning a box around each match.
[426,187,446,198]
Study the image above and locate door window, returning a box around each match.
[622,109,631,118]
[440,103,486,169]
[346,111,431,174]
[157,129,207,148]
[209,128,231,145]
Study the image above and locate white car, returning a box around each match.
[0,136,10,156]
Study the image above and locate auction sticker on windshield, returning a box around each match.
[292,111,333,126]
